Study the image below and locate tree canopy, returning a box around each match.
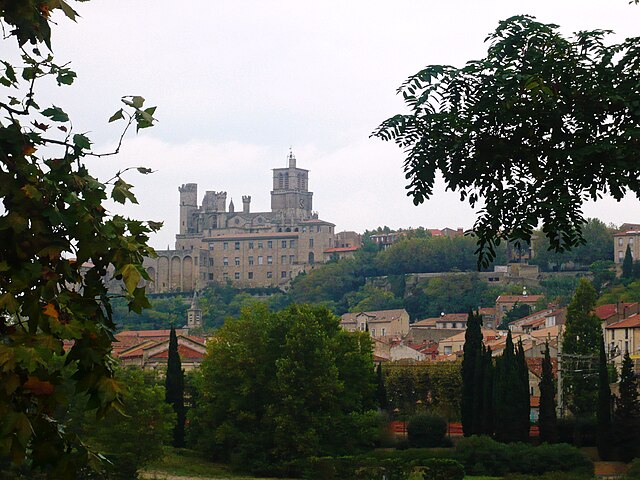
[0,2,158,476]
[374,15,640,267]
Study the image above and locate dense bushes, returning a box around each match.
[407,415,447,447]
[304,453,462,480]
[627,458,640,479]
[455,436,593,477]
[557,417,598,446]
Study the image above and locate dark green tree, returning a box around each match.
[562,279,601,417]
[190,304,376,474]
[500,302,532,330]
[538,342,558,444]
[165,325,185,447]
[481,346,494,436]
[614,352,640,462]
[461,310,483,436]
[622,245,634,279]
[494,331,528,443]
[376,363,388,411]
[515,339,531,442]
[0,2,159,476]
[597,337,613,460]
[374,15,640,267]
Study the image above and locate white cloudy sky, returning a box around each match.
[39,1,640,249]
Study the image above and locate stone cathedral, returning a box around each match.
[143,151,337,293]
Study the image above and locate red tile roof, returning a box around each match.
[595,303,637,320]
[605,314,640,329]
[149,344,206,359]
[526,357,558,379]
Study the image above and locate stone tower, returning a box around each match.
[179,183,198,235]
[242,195,251,213]
[186,291,203,329]
[270,150,313,220]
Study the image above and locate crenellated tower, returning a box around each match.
[179,183,198,234]
[271,149,313,220]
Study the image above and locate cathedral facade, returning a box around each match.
[144,152,337,293]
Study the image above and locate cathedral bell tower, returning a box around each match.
[270,149,313,219]
[186,291,203,329]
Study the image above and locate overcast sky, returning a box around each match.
[41,1,640,249]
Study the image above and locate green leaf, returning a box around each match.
[108,109,124,122]
[131,96,145,108]
[41,106,69,123]
[73,133,92,150]
[120,264,142,295]
[111,178,138,204]
[136,167,153,174]
[58,0,79,21]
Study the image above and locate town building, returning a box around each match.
[143,151,336,292]
[495,290,545,325]
[340,309,410,339]
[614,229,640,265]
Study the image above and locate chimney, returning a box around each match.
[242,195,251,214]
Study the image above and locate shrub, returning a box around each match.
[505,473,592,480]
[454,436,593,477]
[414,458,465,480]
[627,458,640,480]
[557,417,597,447]
[407,414,447,448]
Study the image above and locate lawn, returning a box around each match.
[141,448,288,480]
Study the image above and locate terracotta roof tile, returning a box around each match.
[605,314,640,329]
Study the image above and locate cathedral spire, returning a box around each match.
[228,197,235,213]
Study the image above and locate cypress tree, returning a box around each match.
[376,363,388,411]
[471,346,485,435]
[614,352,640,462]
[462,310,483,436]
[494,330,522,442]
[597,336,613,460]
[538,341,558,443]
[622,244,633,278]
[481,346,494,436]
[516,338,530,442]
[165,325,186,447]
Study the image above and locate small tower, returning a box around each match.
[242,195,251,213]
[186,291,203,329]
[229,198,235,213]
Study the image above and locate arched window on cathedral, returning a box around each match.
[308,252,315,265]
[284,173,289,189]
[278,173,284,188]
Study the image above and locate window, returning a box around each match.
[302,227,307,233]
[359,322,366,331]
[619,251,624,261]
[626,328,629,340]
[625,341,629,353]
[258,256,264,265]
[444,346,452,355]
[258,241,263,249]
[223,257,229,266]
[249,241,254,249]
[281,271,287,278]
[289,239,296,248]
[235,257,240,266]
[223,272,229,280]
[267,271,273,278]
[612,330,616,340]
[309,238,314,248]
[619,238,624,246]
[317,226,321,232]
[248,272,253,279]
[371,328,376,337]
[289,255,295,264]
[223,242,228,250]
[267,256,273,265]
[248,256,254,265]
[234,272,240,280]
[267,240,273,249]
[208,243,214,250]
[281,240,287,248]
[208,273,213,280]
[381,328,386,336]
[281,255,286,264]
[235,241,240,250]
[209,258,214,267]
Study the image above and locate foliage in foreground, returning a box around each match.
[374,15,640,267]
[0,1,158,477]
[188,303,377,475]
